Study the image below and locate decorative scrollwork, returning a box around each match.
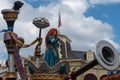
[33,17,50,29]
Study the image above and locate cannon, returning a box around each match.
[65,40,119,80]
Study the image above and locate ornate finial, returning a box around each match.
[12,1,24,10]
[33,17,50,29]
[1,1,24,32]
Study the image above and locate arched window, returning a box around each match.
[84,73,98,80]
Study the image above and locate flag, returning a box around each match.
[58,11,61,27]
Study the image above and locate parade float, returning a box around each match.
[0,1,120,80]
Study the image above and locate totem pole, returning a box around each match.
[1,1,23,80]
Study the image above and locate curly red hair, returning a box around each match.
[45,28,59,48]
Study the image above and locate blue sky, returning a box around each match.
[0,0,120,63]
[84,3,120,43]
[24,0,60,8]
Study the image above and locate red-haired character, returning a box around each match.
[44,28,60,67]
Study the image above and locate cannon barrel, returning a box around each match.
[70,40,119,79]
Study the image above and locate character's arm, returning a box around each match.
[7,31,24,47]
[7,31,38,48]
[24,37,42,48]
[22,38,38,48]
[48,36,60,44]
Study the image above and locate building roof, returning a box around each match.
[59,34,72,42]
[66,50,87,60]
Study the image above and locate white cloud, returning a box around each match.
[0,0,119,59]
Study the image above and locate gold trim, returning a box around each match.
[6,72,17,78]
[31,74,65,80]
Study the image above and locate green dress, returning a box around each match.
[44,36,60,67]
